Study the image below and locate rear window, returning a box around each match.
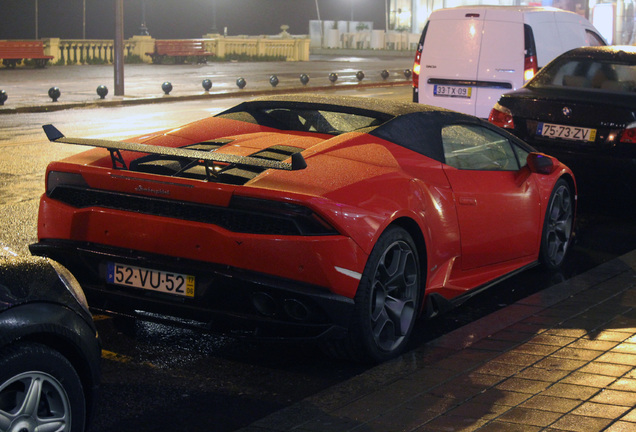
[530,58,636,93]
[263,108,382,134]
[524,24,537,58]
[585,30,606,46]
[218,107,384,135]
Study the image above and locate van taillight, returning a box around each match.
[413,48,421,89]
[524,54,537,82]
[523,24,538,83]
[413,22,428,101]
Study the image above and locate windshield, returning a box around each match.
[530,58,636,93]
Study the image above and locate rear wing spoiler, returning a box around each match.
[42,124,307,172]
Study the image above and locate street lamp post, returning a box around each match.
[83,0,86,39]
[140,0,150,35]
[35,0,38,39]
[114,0,124,96]
[210,0,218,34]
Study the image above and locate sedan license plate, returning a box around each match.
[434,85,472,98]
[537,123,596,142]
[107,262,195,297]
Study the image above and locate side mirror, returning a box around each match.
[527,152,558,175]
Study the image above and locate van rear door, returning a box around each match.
[474,16,524,118]
[524,10,564,66]
[417,10,485,116]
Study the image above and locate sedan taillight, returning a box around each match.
[620,125,636,143]
[488,103,515,129]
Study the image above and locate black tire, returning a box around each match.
[0,342,86,432]
[326,226,421,363]
[539,178,574,269]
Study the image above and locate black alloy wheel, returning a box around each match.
[331,226,421,363]
[540,178,574,269]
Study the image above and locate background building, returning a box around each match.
[405,0,635,44]
[2,0,632,45]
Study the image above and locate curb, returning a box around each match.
[0,81,411,115]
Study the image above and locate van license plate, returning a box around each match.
[537,123,596,142]
[107,262,195,297]
[434,85,472,98]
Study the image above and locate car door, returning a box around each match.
[441,123,542,270]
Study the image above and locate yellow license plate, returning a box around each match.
[538,123,596,142]
[434,85,472,98]
[107,262,195,297]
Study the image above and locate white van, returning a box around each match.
[412,6,606,118]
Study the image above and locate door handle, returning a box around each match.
[459,196,477,206]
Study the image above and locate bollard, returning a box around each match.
[299,74,310,85]
[236,77,247,89]
[381,70,389,80]
[269,75,279,87]
[161,82,173,95]
[202,79,212,92]
[356,71,365,81]
[0,90,7,106]
[328,73,338,83]
[403,69,412,79]
[96,85,108,99]
[48,87,61,102]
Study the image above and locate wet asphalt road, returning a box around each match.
[1,85,635,431]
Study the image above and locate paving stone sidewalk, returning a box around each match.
[241,249,636,432]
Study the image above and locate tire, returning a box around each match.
[326,226,421,363]
[539,178,574,269]
[0,342,86,432]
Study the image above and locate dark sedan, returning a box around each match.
[0,250,101,431]
[489,46,636,194]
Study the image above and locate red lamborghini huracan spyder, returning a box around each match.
[30,95,575,362]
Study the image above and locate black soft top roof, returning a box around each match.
[217,94,489,163]
[220,94,445,118]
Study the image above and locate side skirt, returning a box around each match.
[423,261,539,319]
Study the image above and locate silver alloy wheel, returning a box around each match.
[0,371,71,432]
[369,239,418,352]
[543,182,573,267]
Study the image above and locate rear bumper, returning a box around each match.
[30,240,354,341]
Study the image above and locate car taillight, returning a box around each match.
[620,124,636,143]
[46,171,88,195]
[488,103,515,129]
[413,48,421,90]
[524,54,537,82]
[523,24,538,84]
[230,195,339,236]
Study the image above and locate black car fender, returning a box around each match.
[0,301,101,418]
